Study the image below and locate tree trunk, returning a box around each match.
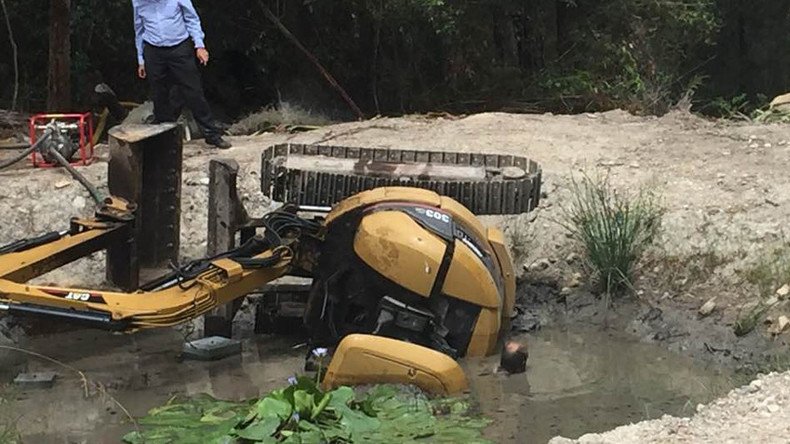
[493,5,519,67]
[47,0,71,111]
[541,0,558,63]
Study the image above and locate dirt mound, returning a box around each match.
[549,371,790,444]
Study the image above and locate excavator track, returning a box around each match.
[261,143,542,215]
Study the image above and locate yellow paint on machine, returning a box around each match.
[487,227,516,328]
[322,334,469,396]
[442,240,500,308]
[353,210,446,297]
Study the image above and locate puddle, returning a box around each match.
[1,324,735,443]
[465,326,736,443]
[1,328,306,443]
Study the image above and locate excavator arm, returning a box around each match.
[0,250,292,331]
[0,197,304,331]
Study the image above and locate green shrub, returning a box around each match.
[734,302,771,337]
[560,173,664,295]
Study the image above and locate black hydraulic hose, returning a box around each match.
[0,231,63,255]
[45,146,105,205]
[0,131,52,170]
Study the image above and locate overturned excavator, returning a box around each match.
[0,124,542,396]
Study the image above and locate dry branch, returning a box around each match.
[259,2,365,120]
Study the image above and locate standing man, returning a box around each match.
[133,0,231,149]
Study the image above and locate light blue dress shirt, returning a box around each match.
[132,0,206,65]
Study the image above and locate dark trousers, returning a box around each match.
[143,39,219,139]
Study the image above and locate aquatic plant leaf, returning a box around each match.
[311,392,332,420]
[255,397,293,421]
[339,409,380,436]
[297,429,324,444]
[235,416,280,442]
[123,419,238,444]
[201,407,242,424]
[293,390,316,417]
[327,386,355,410]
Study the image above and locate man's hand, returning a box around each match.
[196,48,209,66]
[137,65,146,79]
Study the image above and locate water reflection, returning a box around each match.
[465,326,735,443]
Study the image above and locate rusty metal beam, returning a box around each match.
[204,158,249,337]
[106,123,183,291]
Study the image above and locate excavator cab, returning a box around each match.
[306,187,516,360]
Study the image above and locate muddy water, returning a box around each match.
[466,326,736,443]
[1,324,735,444]
[1,327,306,444]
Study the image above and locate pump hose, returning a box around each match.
[0,131,52,170]
[45,146,105,205]
[0,125,105,205]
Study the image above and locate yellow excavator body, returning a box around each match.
[306,186,515,369]
[0,187,516,395]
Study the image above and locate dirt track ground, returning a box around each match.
[3,109,790,441]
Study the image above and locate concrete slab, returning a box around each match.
[14,372,57,389]
[182,336,242,361]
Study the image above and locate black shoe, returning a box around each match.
[206,136,232,149]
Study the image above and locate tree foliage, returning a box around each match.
[0,0,785,119]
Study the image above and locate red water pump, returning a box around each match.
[28,113,95,168]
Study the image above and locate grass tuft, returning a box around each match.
[228,101,334,136]
[733,302,771,337]
[504,215,535,267]
[560,172,664,295]
[741,241,790,298]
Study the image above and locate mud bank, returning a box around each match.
[513,279,789,380]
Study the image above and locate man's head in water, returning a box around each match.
[500,339,528,374]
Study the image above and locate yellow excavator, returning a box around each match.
[0,131,541,397]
